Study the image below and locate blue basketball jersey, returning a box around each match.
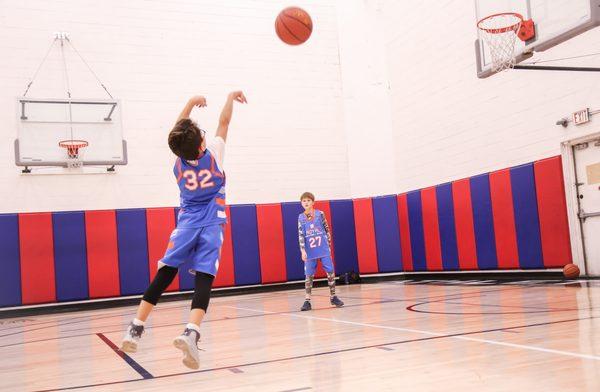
[174,144,226,228]
[298,210,331,260]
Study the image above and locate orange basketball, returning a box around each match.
[275,7,313,45]
[563,263,580,279]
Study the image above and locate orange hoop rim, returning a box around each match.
[59,140,88,158]
[58,140,88,148]
[477,12,523,34]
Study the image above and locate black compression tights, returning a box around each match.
[142,266,214,311]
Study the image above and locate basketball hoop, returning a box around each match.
[477,13,524,73]
[59,139,88,162]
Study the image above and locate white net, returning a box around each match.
[59,140,87,168]
[478,13,522,73]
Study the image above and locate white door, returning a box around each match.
[574,139,600,276]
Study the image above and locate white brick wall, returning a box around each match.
[335,0,397,198]
[381,0,600,192]
[4,0,598,214]
[0,0,350,212]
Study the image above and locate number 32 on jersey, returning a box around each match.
[182,169,215,191]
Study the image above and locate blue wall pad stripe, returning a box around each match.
[116,209,151,295]
[0,214,21,307]
[372,195,403,272]
[52,211,89,301]
[435,183,460,270]
[510,163,544,269]
[281,202,306,281]
[470,174,498,269]
[230,205,262,285]
[329,200,360,275]
[406,190,427,271]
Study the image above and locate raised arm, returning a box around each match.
[176,95,207,123]
[216,91,247,142]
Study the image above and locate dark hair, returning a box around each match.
[300,192,315,201]
[168,118,203,160]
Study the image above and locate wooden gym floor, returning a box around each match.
[1,279,599,391]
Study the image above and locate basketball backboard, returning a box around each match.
[15,97,127,172]
[475,0,600,78]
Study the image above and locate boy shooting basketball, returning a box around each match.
[298,192,344,311]
[120,91,247,369]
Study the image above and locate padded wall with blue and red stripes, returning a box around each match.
[0,156,572,308]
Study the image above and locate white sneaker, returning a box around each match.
[120,322,144,353]
[173,328,200,369]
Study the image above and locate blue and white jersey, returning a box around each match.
[174,137,226,228]
[298,210,331,260]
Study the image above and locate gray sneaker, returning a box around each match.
[120,322,144,353]
[173,328,200,370]
[330,296,344,307]
[300,300,312,311]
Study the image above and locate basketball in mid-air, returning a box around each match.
[275,7,313,45]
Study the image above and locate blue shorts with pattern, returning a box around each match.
[304,256,334,276]
[160,224,224,276]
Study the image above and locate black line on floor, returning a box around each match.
[0,286,523,348]
[35,315,596,392]
[96,333,154,380]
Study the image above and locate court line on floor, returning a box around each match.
[0,302,384,349]
[96,333,154,379]
[406,294,598,315]
[227,305,600,362]
[34,314,598,392]
[2,288,500,349]
[0,302,191,335]
[0,283,520,335]
[1,287,508,346]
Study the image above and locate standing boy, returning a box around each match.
[298,192,344,311]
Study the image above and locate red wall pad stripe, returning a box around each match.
[256,204,288,284]
[489,169,520,269]
[146,208,178,292]
[19,213,56,304]
[352,198,379,274]
[452,179,478,270]
[313,200,334,278]
[214,206,235,288]
[421,187,443,271]
[397,194,414,271]
[85,210,120,298]
[534,156,573,267]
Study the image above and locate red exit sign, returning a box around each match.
[573,108,590,125]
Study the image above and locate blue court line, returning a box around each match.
[96,333,154,379]
[34,315,595,392]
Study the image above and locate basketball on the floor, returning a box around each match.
[275,7,313,45]
[563,263,580,279]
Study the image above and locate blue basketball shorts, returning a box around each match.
[159,224,224,276]
[304,255,334,276]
